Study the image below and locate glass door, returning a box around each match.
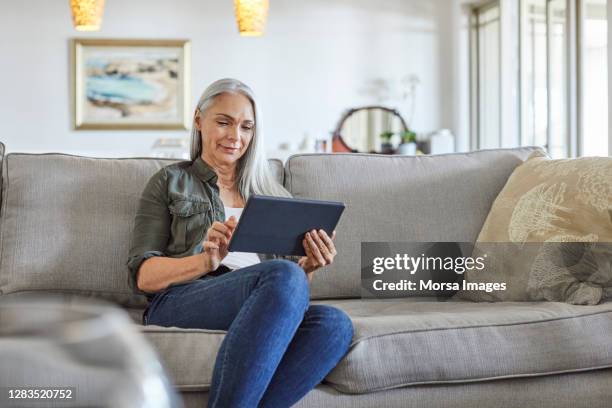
[547,0,569,158]
[520,0,568,158]
[520,0,548,148]
[581,0,608,156]
[472,2,502,149]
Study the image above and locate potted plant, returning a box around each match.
[379,131,395,153]
[397,129,417,155]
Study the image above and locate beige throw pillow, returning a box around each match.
[458,150,612,304]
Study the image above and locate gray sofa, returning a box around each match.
[1,143,611,407]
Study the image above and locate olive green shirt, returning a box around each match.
[127,157,293,298]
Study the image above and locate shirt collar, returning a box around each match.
[191,156,218,184]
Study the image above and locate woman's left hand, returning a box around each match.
[298,229,337,277]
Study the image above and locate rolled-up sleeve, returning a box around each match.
[127,168,171,295]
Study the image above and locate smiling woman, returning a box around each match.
[195,92,255,206]
[127,78,353,408]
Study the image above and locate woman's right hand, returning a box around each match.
[202,216,238,272]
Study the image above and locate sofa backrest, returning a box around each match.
[284,147,539,299]
[0,152,283,307]
[0,147,536,305]
[0,142,4,204]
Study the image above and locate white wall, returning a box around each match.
[0,0,464,157]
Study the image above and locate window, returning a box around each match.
[582,0,608,156]
[520,0,568,158]
[547,0,568,158]
[471,2,501,150]
[520,0,548,149]
[472,0,608,157]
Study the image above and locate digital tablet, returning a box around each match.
[227,195,346,256]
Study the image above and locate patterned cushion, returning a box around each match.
[460,151,612,303]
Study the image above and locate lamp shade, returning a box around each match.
[70,0,105,31]
[234,0,269,37]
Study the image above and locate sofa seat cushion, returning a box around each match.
[324,299,612,393]
[139,299,612,393]
[140,325,225,391]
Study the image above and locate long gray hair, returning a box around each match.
[190,78,291,200]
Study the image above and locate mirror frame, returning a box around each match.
[331,106,409,153]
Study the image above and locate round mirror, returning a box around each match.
[332,106,408,153]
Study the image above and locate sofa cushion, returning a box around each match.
[0,153,284,307]
[459,150,612,303]
[0,154,179,308]
[139,298,612,393]
[295,371,612,408]
[324,298,612,393]
[0,142,4,204]
[141,325,225,391]
[182,371,612,408]
[284,148,540,299]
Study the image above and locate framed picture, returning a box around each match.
[72,39,191,130]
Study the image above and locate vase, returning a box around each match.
[397,142,417,155]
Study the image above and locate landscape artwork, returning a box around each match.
[73,39,190,129]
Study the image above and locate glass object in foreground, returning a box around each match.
[0,297,183,408]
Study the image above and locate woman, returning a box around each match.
[127,78,353,408]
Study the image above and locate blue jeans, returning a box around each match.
[144,259,354,408]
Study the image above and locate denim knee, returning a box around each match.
[311,305,354,349]
[261,259,310,310]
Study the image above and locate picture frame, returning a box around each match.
[72,39,191,130]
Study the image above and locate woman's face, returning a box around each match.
[196,92,255,166]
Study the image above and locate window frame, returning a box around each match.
[470,0,607,157]
[470,0,503,151]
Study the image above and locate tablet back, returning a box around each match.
[228,195,345,256]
